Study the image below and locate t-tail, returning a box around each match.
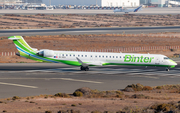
[134,5,142,12]
[8,36,43,61]
[8,36,63,63]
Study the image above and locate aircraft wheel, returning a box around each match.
[80,66,89,71]
[80,66,84,71]
[165,68,169,71]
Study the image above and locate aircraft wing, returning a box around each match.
[76,57,102,66]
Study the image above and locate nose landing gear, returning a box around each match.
[165,67,169,71]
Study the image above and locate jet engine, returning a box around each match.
[37,50,54,57]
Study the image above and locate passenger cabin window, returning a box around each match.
[85,55,87,57]
[116,56,118,58]
[95,56,97,58]
[78,55,80,57]
[110,56,111,58]
[113,56,114,58]
[102,56,104,58]
[91,55,92,57]
[73,55,75,57]
[120,56,121,58]
[66,54,68,56]
[62,54,64,56]
[99,55,101,58]
[106,56,108,58]
[164,57,170,60]
[82,55,83,57]
[70,54,71,57]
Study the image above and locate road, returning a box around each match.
[0,63,180,99]
[0,26,180,37]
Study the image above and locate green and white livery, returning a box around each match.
[8,36,177,71]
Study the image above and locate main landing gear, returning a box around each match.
[80,66,89,71]
[165,67,169,71]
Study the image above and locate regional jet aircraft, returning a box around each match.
[9,36,177,71]
[113,5,142,13]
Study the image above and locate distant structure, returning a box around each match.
[140,0,180,7]
[23,0,42,3]
[0,0,42,5]
[47,0,140,7]
[0,0,23,5]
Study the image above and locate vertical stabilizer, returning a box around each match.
[134,5,142,12]
[8,36,37,57]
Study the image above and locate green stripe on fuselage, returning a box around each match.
[103,63,173,67]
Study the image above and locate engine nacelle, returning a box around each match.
[37,50,54,57]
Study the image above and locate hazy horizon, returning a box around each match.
[42,0,57,5]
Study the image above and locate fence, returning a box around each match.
[0,45,179,56]
[75,45,180,53]
[0,52,16,56]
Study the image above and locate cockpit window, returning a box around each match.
[164,57,170,60]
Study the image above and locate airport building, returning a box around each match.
[0,0,42,4]
[0,0,23,4]
[23,0,42,3]
[140,0,180,7]
[46,0,140,7]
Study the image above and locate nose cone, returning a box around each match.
[169,59,177,68]
[171,60,177,65]
[174,62,177,66]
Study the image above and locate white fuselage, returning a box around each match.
[50,51,176,67]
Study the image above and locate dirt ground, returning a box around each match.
[0,32,180,63]
[0,85,180,113]
[0,14,180,29]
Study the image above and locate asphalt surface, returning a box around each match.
[0,8,180,15]
[1,26,180,37]
[0,63,180,99]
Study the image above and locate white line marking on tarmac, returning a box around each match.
[0,82,38,88]
[0,78,103,84]
[57,78,103,84]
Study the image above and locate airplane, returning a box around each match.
[113,5,142,13]
[8,36,177,71]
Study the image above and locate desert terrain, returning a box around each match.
[0,14,180,29]
[0,84,180,113]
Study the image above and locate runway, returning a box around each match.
[0,8,180,15]
[0,63,180,99]
[1,26,180,37]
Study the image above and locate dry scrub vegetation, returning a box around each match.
[0,14,180,29]
[1,84,180,113]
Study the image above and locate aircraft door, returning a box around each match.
[59,54,62,59]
